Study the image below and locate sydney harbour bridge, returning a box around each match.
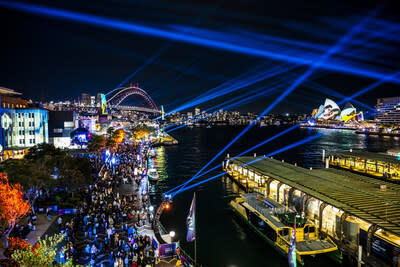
[105,86,161,114]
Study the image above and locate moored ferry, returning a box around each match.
[230,193,338,265]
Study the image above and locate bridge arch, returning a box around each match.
[106,86,158,110]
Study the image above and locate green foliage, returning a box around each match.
[11,234,80,267]
[106,136,117,147]
[87,134,105,153]
[0,144,93,192]
[106,126,115,136]
[25,143,66,160]
[130,124,155,134]
[0,158,55,190]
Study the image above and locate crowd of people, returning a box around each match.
[62,144,160,267]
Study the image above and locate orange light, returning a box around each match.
[165,203,170,210]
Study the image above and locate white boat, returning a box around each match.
[148,168,159,181]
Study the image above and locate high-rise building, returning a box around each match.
[375,96,400,124]
[81,93,91,107]
[96,93,102,107]
[90,96,96,107]
[195,108,200,115]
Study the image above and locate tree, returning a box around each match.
[106,136,117,148]
[0,175,31,248]
[87,134,105,153]
[25,143,66,161]
[11,234,78,267]
[0,159,54,205]
[107,126,115,137]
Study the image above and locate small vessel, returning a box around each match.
[230,193,338,265]
[148,168,160,181]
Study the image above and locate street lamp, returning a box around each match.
[169,231,175,238]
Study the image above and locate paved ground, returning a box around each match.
[0,214,56,259]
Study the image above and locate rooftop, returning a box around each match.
[333,151,400,165]
[0,87,22,96]
[232,156,400,236]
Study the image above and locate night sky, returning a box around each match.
[1,0,400,114]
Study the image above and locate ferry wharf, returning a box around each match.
[223,156,400,267]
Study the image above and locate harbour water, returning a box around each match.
[148,126,400,267]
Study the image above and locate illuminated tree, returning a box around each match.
[0,174,30,247]
[113,129,125,144]
[11,234,78,267]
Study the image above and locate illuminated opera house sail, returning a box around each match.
[311,98,363,122]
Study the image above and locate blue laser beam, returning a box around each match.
[1,1,399,84]
[114,43,172,90]
[169,133,322,197]
[167,64,398,194]
[173,6,379,195]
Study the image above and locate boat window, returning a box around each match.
[309,226,315,233]
[281,228,289,236]
[304,225,309,233]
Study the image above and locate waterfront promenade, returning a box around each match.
[61,143,179,266]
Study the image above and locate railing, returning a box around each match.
[178,246,202,267]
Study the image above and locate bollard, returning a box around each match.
[254,153,257,158]
[309,167,312,171]
[325,158,329,169]
[294,163,297,166]
[322,149,325,162]
[282,160,284,163]
[350,149,352,153]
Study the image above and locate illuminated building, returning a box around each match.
[81,93,91,107]
[375,96,400,124]
[48,111,76,148]
[0,87,48,152]
[311,98,363,122]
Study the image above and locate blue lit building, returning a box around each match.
[0,87,48,151]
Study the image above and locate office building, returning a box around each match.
[376,96,400,124]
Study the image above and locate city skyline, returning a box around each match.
[1,0,400,114]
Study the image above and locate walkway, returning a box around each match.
[0,214,56,259]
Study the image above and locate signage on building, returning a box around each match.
[1,113,11,130]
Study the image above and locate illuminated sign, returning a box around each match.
[101,94,107,115]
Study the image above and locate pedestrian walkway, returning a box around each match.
[0,214,56,259]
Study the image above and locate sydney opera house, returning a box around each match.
[311,98,364,122]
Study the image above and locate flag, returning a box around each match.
[186,193,196,242]
[288,223,297,267]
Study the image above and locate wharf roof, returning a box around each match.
[0,87,22,96]
[333,151,400,165]
[232,156,400,236]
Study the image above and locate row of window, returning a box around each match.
[18,139,36,145]
[18,121,35,127]
[18,130,36,135]
[2,103,27,109]
[17,113,35,118]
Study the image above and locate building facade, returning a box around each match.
[1,109,48,148]
[375,96,400,124]
[48,110,75,148]
[0,87,49,151]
